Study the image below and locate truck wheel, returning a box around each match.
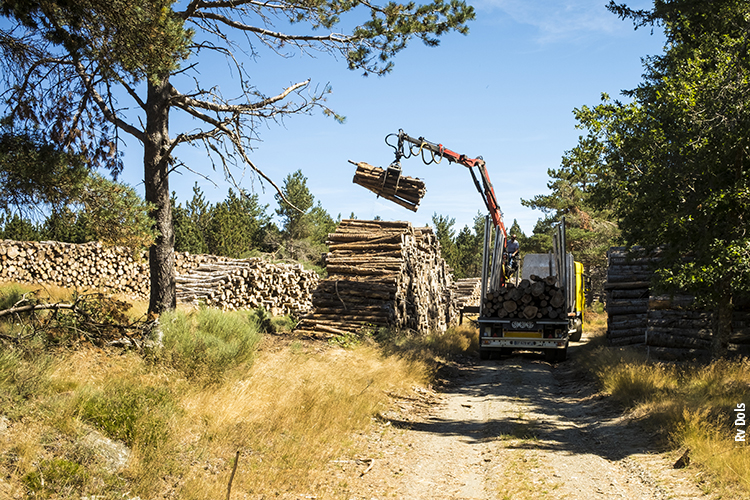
[557,346,568,362]
[569,319,583,342]
[479,348,491,360]
[499,348,512,357]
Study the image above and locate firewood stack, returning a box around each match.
[454,277,481,308]
[351,161,427,212]
[605,246,654,346]
[481,275,565,320]
[176,258,318,315]
[0,240,318,314]
[294,219,456,337]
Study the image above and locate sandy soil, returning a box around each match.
[331,337,717,500]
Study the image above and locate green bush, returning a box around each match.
[148,308,262,382]
[23,457,90,496]
[74,379,177,448]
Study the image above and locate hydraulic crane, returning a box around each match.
[384,129,507,237]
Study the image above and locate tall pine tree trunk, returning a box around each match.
[144,77,176,314]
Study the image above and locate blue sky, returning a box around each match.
[116,0,666,236]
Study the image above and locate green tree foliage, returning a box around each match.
[276,170,315,242]
[172,185,273,258]
[274,170,336,264]
[452,212,487,278]
[0,145,155,249]
[2,0,476,313]
[206,189,271,258]
[0,132,88,216]
[521,132,620,269]
[432,213,458,272]
[578,0,750,357]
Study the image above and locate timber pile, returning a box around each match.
[605,246,654,346]
[454,277,481,308]
[176,258,317,315]
[645,295,750,358]
[351,161,426,212]
[294,219,456,337]
[481,275,565,320]
[0,240,317,314]
[0,240,151,297]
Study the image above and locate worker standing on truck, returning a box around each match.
[505,234,520,277]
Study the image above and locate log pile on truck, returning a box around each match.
[294,219,456,337]
[481,275,566,320]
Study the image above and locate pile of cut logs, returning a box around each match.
[454,277,481,308]
[605,246,653,346]
[351,161,426,212]
[294,219,456,337]
[176,258,317,315]
[645,295,750,359]
[0,240,151,297]
[0,240,318,314]
[481,275,565,320]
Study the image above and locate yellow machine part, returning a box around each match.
[574,261,585,323]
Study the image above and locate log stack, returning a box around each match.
[0,240,318,314]
[481,275,565,320]
[645,295,750,359]
[454,277,481,308]
[351,161,427,212]
[605,246,654,346]
[175,258,317,315]
[294,219,456,337]
[0,240,151,297]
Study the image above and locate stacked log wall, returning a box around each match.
[295,219,456,337]
[605,246,652,346]
[454,278,481,308]
[606,246,750,357]
[0,240,317,315]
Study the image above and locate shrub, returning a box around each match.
[147,308,262,383]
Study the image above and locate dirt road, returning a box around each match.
[336,342,713,500]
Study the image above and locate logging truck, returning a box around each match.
[477,216,585,362]
[357,130,584,361]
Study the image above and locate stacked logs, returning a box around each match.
[351,161,426,212]
[294,219,456,337]
[176,258,317,315]
[481,275,565,320]
[454,277,481,308]
[605,246,654,346]
[645,295,750,358]
[1,240,151,297]
[0,240,318,313]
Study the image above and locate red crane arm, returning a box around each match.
[394,131,507,237]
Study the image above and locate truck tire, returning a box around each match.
[479,348,491,360]
[569,319,583,342]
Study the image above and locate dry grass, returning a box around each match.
[577,313,750,499]
[0,284,443,499]
[494,450,562,500]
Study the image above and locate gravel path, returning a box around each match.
[336,340,714,500]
